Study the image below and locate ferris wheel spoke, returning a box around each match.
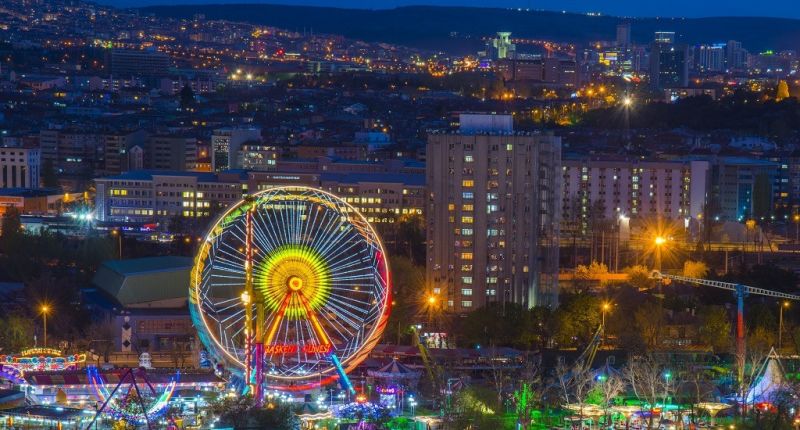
[265,292,293,345]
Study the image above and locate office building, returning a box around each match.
[726,40,747,70]
[211,127,261,171]
[497,58,578,86]
[650,43,689,90]
[616,22,631,49]
[0,147,40,189]
[426,114,561,313]
[710,157,779,221]
[111,49,170,78]
[695,44,726,72]
[94,171,245,223]
[654,31,676,44]
[238,144,278,171]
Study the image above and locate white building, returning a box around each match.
[0,147,40,189]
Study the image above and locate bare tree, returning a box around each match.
[514,354,542,430]
[553,357,596,427]
[624,355,674,430]
[598,372,625,426]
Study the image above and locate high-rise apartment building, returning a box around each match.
[426,114,561,312]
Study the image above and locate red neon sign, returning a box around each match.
[264,343,332,355]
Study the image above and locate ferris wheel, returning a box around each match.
[190,186,391,395]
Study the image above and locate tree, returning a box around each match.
[697,305,731,354]
[179,84,195,109]
[597,373,625,426]
[41,159,58,188]
[683,260,709,279]
[624,265,653,290]
[0,312,34,351]
[552,293,601,347]
[634,301,665,350]
[385,256,423,345]
[624,356,675,430]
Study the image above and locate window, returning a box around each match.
[461,288,473,296]
[461,252,473,260]
[462,228,473,236]
[463,204,474,211]
[462,180,474,187]
[462,192,474,199]
[461,277,473,284]
[461,216,474,224]
[462,300,473,308]
[464,155,474,163]
[506,144,513,151]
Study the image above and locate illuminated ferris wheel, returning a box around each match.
[190,186,391,395]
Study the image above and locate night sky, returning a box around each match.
[98,0,800,19]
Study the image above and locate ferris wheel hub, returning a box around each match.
[287,276,304,291]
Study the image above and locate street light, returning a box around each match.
[654,236,666,272]
[622,96,633,107]
[110,229,122,259]
[601,302,611,327]
[793,214,800,243]
[780,301,790,350]
[408,395,417,417]
[40,304,50,347]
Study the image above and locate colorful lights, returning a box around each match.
[190,186,391,392]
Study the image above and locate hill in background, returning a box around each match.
[139,4,800,53]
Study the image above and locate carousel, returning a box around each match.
[367,358,421,411]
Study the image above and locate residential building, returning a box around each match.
[561,157,710,222]
[709,157,779,221]
[103,130,147,175]
[426,113,561,313]
[145,135,198,171]
[111,49,170,78]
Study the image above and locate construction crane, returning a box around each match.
[574,325,604,372]
[651,271,800,381]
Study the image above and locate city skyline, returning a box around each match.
[100,0,800,19]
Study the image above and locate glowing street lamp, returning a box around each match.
[654,236,666,271]
[40,304,50,347]
[622,96,633,107]
[601,302,611,327]
[780,301,790,350]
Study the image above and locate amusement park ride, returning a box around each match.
[189,186,392,403]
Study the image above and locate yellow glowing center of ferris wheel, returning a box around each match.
[288,276,303,291]
[258,245,331,320]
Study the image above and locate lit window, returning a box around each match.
[464,155,474,162]
[461,252,473,260]
[462,300,473,308]
[461,277,473,284]
[462,180,474,187]
[461,288,473,296]
[461,216,473,224]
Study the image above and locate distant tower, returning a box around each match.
[616,22,631,49]
[492,32,516,60]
